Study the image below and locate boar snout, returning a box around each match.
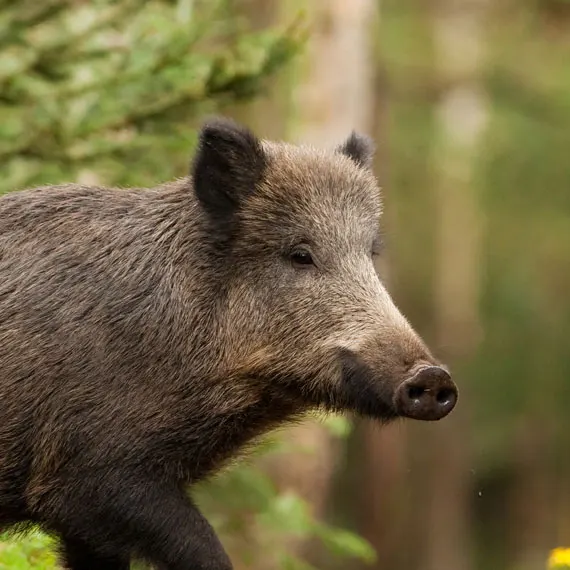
[336,349,456,422]
[394,365,457,421]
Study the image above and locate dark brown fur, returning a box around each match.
[0,118,451,569]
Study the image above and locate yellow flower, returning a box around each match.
[549,548,570,568]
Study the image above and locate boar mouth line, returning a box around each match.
[240,355,399,422]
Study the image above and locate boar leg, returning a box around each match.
[47,473,233,570]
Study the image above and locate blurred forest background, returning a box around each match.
[1,0,570,569]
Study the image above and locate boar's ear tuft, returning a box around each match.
[336,131,375,170]
[192,117,266,222]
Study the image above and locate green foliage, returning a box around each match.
[0,531,58,570]
[0,0,307,193]
[192,422,375,570]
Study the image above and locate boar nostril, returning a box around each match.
[436,387,454,405]
[394,365,458,422]
[407,385,425,401]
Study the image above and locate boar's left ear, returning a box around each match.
[336,131,375,170]
[192,117,266,223]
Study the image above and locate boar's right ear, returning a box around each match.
[192,117,266,223]
[336,131,375,170]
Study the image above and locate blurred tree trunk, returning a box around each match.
[424,1,490,569]
[289,0,376,143]
[507,419,557,570]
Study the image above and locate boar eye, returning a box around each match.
[290,248,315,268]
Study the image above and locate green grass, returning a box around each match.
[0,531,59,570]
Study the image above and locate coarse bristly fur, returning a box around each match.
[0,117,454,570]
